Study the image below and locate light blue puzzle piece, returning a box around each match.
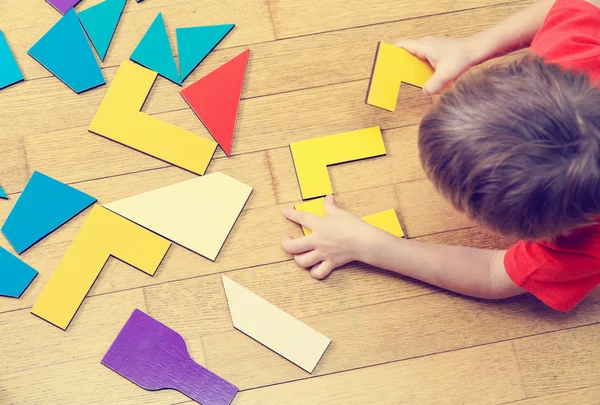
[0,31,24,90]
[130,12,181,85]
[78,0,126,61]
[0,186,7,199]
[0,247,38,298]
[28,9,105,93]
[176,24,234,83]
[1,171,96,254]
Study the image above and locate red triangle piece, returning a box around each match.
[180,49,250,157]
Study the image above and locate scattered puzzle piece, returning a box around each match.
[2,171,96,254]
[102,309,239,405]
[0,186,7,199]
[89,60,217,175]
[0,247,38,298]
[130,12,181,85]
[31,205,170,330]
[181,49,249,157]
[176,24,235,83]
[78,0,126,61]
[105,172,252,261]
[0,31,24,90]
[46,0,82,14]
[28,9,105,93]
[366,41,434,112]
[295,197,404,237]
[222,275,331,373]
[290,127,386,200]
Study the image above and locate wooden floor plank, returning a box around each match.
[502,385,600,405]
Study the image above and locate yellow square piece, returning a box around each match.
[89,61,218,175]
[31,205,171,330]
[295,197,404,237]
[366,41,435,112]
[290,127,386,200]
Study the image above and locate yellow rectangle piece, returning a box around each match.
[366,41,434,112]
[89,61,218,175]
[31,205,171,330]
[290,127,386,200]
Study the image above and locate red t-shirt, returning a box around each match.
[504,0,600,311]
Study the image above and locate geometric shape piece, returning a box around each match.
[0,247,38,298]
[1,171,96,254]
[176,24,235,83]
[0,31,24,90]
[28,9,105,93]
[89,60,217,175]
[130,13,181,85]
[31,205,171,330]
[366,41,434,112]
[290,127,387,200]
[78,0,126,61]
[102,309,239,405]
[0,185,7,199]
[46,0,82,14]
[105,172,252,261]
[295,197,404,237]
[181,49,249,157]
[222,275,331,373]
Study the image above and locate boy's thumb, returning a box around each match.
[323,194,341,215]
[423,74,445,95]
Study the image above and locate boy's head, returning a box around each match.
[419,56,600,240]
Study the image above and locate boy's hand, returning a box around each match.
[281,195,378,280]
[395,36,481,94]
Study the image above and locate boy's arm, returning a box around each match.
[282,195,526,300]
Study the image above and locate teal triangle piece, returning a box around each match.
[0,247,38,298]
[176,24,235,83]
[130,12,181,85]
[1,171,97,254]
[0,185,7,199]
[0,31,24,90]
[27,9,105,93]
[78,0,126,61]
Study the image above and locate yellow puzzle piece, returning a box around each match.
[290,127,386,200]
[89,60,218,175]
[295,197,404,237]
[31,205,171,330]
[366,41,435,112]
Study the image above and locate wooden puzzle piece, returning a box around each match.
[105,172,252,261]
[2,171,96,254]
[0,185,7,199]
[89,60,217,175]
[28,9,105,93]
[366,41,434,112]
[290,127,386,200]
[222,275,331,373]
[102,309,239,405]
[130,13,181,85]
[46,0,82,14]
[31,205,170,330]
[295,197,404,237]
[78,0,126,61]
[0,247,38,298]
[176,24,235,83]
[0,31,24,90]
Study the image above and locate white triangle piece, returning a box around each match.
[104,172,252,261]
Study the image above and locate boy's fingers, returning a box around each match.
[323,194,342,215]
[395,39,429,60]
[282,235,315,254]
[423,71,451,95]
[310,261,335,280]
[282,207,318,228]
[294,250,323,269]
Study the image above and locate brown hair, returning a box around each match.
[419,56,600,240]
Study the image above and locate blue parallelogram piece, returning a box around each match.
[0,186,7,199]
[0,31,24,90]
[1,171,96,254]
[78,0,126,61]
[130,12,181,85]
[28,9,105,93]
[0,247,38,298]
[176,24,234,84]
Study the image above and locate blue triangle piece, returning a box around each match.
[27,9,105,93]
[0,31,24,90]
[176,24,235,83]
[0,185,7,199]
[78,0,126,61]
[130,13,181,85]
[0,247,38,298]
[1,171,97,254]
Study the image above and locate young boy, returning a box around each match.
[282,0,600,312]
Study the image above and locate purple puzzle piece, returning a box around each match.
[102,309,238,405]
[46,0,82,14]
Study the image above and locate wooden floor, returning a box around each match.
[1,0,599,404]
